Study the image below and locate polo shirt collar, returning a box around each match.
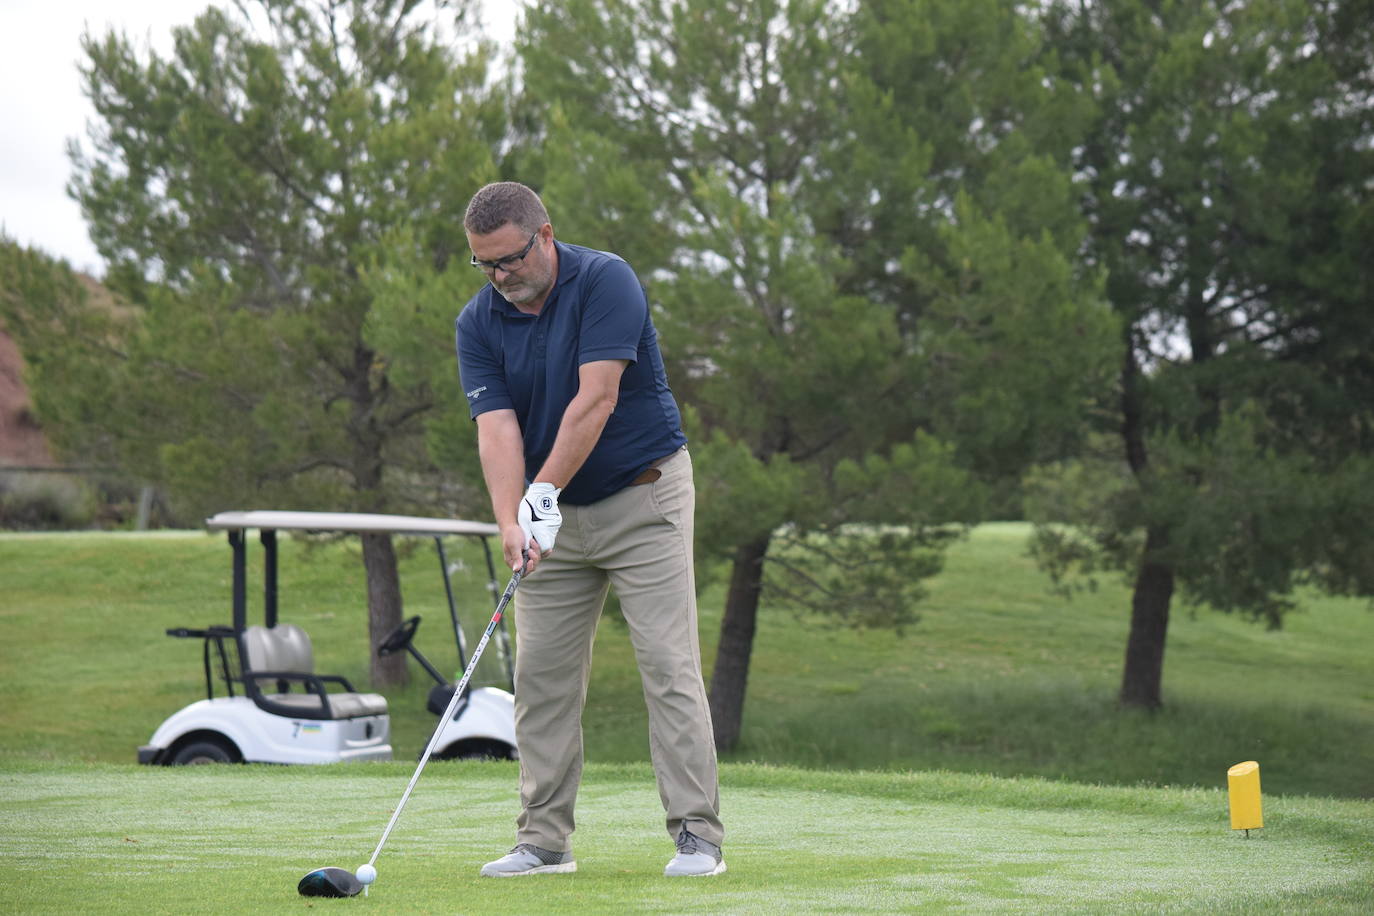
[551,240,582,289]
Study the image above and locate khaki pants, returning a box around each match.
[511,447,723,851]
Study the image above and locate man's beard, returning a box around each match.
[496,279,538,304]
[495,266,551,305]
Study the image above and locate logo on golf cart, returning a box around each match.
[292,722,322,738]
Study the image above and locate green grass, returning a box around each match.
[1,524,1372,912]
[2,525,1372,795]
[2,760,1371,914]
[596,523,1374,798]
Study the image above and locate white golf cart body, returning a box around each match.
[139,511,517,766]
[144,696,390,765]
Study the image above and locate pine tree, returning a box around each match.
[1036,0,1374,707]
[512,0,1117,748]
[53,0,503,684]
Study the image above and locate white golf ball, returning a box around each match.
[356,864,377,885]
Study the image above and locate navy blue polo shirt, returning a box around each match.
[455,241,687,505]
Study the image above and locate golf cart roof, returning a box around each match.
[205,510,499,538]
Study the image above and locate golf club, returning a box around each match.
[298,554,528,898]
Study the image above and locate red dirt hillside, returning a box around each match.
[1,270,117,466]
[0,327,52,466]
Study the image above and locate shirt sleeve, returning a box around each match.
[578,257,645,366]
[455,302,514,419]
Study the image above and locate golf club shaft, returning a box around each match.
[366,560,525,867]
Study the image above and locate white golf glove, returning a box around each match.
[518,482,562,556]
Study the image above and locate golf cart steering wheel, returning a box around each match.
[378,615,422,657]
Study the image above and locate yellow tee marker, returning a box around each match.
[1227,760,1263,837]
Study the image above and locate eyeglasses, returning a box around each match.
[470,231,539,275]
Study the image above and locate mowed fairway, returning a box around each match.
[2,761,1370,914]
[2,527,1372,912]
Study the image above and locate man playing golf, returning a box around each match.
[455,181,725,878]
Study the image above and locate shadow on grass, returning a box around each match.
[729,677,1374,799]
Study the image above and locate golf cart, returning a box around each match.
[138,510,518,765]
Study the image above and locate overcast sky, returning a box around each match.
[0,1,512,278]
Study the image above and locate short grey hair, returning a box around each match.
[463,181,551,235]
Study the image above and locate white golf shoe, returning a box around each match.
[479,843,577,877]
[664,828,726,877]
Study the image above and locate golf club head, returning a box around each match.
[298,866,362,898]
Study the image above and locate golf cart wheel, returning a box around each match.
[438,739,514,761]
[169,737,238,765]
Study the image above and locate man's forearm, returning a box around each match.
[535,359,628,488]
[535,389,616,488]
[478,419,527,528]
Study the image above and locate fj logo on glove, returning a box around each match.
[519,483,563,555]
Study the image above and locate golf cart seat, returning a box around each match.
[240,624,387,721]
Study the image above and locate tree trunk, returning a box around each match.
[1119,525,1174,709]
[348,337,410,687]
[708,535,771,752]
[1118,340,1174,708]
[361,532,408,687]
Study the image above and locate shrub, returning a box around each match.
[0,469,97,529]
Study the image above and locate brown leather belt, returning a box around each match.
[629,447,684,485]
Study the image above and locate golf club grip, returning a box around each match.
[366,563,524,867]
